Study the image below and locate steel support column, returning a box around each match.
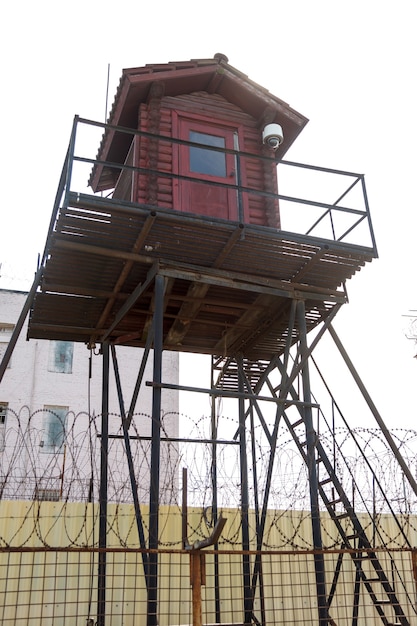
[249,403,266,626]
[210,361,221,623]
[238,356,253,624]
[297,300,329,625]
[110,345,149,580]
[97,342,109,626]
[126,322,154,428]
[0,267,44,383]
[147,274,165,626]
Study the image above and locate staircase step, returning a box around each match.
[328,498,342,507]
[336,512,350,520]
[345,534,360,541]
[335,512,350,520]
[319,477,333,486]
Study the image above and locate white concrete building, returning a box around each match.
[0,288,180,502]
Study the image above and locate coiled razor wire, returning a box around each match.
[1,406,417,550]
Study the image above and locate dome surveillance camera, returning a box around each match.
[262,123,284,151]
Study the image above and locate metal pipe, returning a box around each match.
[310,353,411,546]
[191,552,203,626]
[248,350,291,604]
[106,434,239,445]
[361,175,378,256]
[63,115,79,208]
[147,274,165,626]
[40,117,78,269]
[210,358,221,623]
[97,342,109,626]
[328,323,417,501]
[297,300,329,625]
[126,320,154,428]
[237,356,253,624]
[182,467,188,549]
[0,267,43,383]
[147,381,319,407]
[110,344,149,580]
[249,404,266,626]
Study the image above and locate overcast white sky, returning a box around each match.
[1,0,416,429]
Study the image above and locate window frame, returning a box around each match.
[41,405,68,453]
[48,340,74,374]
[188,130,227,178]
[0,324,14,370]
[0,402,8,452]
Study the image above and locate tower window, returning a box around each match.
[189,131,226,177]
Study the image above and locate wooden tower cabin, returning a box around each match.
[89,52,307,228]
[4,56,415,626]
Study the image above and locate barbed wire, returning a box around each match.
[1,406,417,550]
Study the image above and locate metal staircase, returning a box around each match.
[212,325,415,625]
[285,410,410,626]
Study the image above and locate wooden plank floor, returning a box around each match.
[28,193,375,360]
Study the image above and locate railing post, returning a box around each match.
[361,174,378,256]
[63,114,79,208]
[190,551,204,626]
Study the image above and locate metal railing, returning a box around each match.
[41,116,377,272]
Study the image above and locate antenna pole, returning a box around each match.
[104,63,110,122]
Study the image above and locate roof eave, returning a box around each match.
[90,58,308,191]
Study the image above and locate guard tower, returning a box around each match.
[2,55,414,626]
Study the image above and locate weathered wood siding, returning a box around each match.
[124,91,280,227]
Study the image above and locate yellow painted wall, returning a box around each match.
[0,501,416,625]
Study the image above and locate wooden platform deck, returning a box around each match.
[27,193,375,361]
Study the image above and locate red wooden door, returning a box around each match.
[176,118,239,220]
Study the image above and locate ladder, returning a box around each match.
[285,413,410,626]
